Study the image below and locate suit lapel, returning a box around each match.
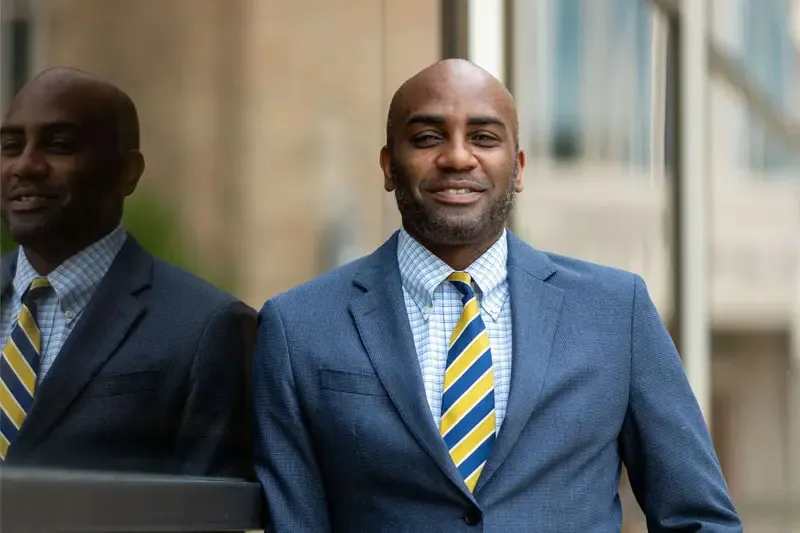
[349,234,477,503]
[15,237,152,447]
[475,232,565,493]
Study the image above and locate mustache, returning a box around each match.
[3,182,62,200]
[424,175,491,193]
[389,158,519,189]
[389,167,490,189]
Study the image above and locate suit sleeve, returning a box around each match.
[173,300,257,479]
[252,299,331,532]
[619,274,742,532]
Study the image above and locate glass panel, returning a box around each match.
[518,0,655,167]
[0,0,437,483]
[711,0,800,173]
[708,46,799,532]
[514,0,800,531]
[511,0,668,297]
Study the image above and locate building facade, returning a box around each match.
[1,0,798,530]
[510,0,799,530]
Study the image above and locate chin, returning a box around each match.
[4,218,59,248]
[398,190,509,246]
[418,219,496,247]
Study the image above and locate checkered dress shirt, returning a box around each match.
[0,225,128,384]
[397,228,513,429]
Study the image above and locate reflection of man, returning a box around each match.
[0,67,255,477]
[252,59,741,531]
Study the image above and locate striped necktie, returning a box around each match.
[439,271,496,492]
[0,277,51,459]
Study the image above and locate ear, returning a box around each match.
[380,145,395,192]
[121,150,145,197]
[514,150,525,193]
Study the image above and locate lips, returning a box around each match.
[427,182,487,205]
[7,191,60,212]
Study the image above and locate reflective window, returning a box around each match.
[738,0,799,172]
[0,0,438,482]
[521,0,654,167]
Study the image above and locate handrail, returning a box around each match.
[0,466,264,533]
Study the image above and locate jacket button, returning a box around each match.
[463,506,482,526]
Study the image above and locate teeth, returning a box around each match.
[15,195,44,202]
[443,188,472,195]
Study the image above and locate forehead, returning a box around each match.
[3,80,104,131]
[398,75,513,125]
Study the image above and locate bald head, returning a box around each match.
[378,59,524,264]
[1,66,146,269]
[386,59,518,150]
[12,66,140,153]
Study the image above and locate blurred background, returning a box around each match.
[1,0,799,530]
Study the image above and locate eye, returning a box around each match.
[411,133,443,148]
[0,139,23,156]
[470,133,500,146]
[47,138,77,154]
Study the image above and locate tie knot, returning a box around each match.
[447,271,472,284]
[23,277,51,304]
[447,271,474,297]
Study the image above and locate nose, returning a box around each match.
[436,138,478,172]
[11,145,48,179]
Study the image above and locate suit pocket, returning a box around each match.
[319,369,387,397]
[83,370,160,398]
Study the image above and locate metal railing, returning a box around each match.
[0,467,264,533]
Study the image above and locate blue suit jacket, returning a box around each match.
[252,231,741,532]
[1,236,256,478]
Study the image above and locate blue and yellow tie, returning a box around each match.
[0,277,51,459]
[440,271,496,492]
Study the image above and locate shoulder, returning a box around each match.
[0,248,19,281]
[148,255,253,318]
[508,233,642,305]
[1,248,19,265]
[265,255,369,317]
[544,250,639,291]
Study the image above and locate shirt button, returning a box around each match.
[65,311,73,320]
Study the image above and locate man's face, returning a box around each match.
[382,72,524,247]
[0,81,124,247]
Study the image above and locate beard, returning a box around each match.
[391,160,517,247]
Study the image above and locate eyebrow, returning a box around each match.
[405,114,506,128]
[0,121,83,136]
[0,125,22,136]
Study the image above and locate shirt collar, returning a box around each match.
[13,225,128,315]
[397,228,509,321]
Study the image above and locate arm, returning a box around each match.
[252,299,331,532]
[619,275,742,532]
[173,300,257,479]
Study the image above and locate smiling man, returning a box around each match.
[0,67,255,477]
[252,59,741,532]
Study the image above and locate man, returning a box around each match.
[0,67,255,478]
[252,59,741,531]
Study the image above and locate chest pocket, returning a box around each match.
[319,368,387,397]
[83,370,160,398]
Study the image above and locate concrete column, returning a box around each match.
[678,0,712,424]
[790,246,800,504]
[467,0,505,82]
[650,6,669,179]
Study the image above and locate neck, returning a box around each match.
[21,224,117,276]
[410,228,504,271]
